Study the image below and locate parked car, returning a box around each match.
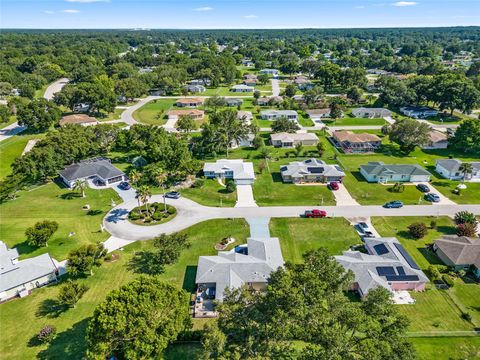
[425,193,441,203]
[383,201,404,208]
[118,181,131,190]
[304,209,327,218]
[357,222,369,233]
[164,191,181,199]
[416,184,430,193]
[328,181,339,191]
[363,231,375,238]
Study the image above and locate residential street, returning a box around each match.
[43,78,69,100]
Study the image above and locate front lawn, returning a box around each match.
[180,178,237,207]
[270,217,360,263]
[132,99,175,125]
[410,336,480,360]
[323,117,387,126]
[0,183,121,260]
[0,133,43,180]
[430,179,480,204]
[97,107,124,122]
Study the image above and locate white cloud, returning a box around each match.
[65,0,110,2]
[244,14,258,18]
[393,1,418,6]
[43,10,55,14]
[62,9,81,13]
[194,6,213,11]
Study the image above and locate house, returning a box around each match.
[237,111,253,124]
[0,241,59,302]
[167,109,205,122]
[270,132,319,148]
[335,237,428,298]
[72,103,90,113]
[360,162,431,183]
[280,158,345,183]
[185,84,206,93]
[188,79,211,86]
[203,159,255,185]
[175,98,204,107]
[260,110,298,121]
[423,130,449,150]
[59,114,98,127]
[243,74,257,81]
[400,106,438,119]
[149,88,165,96]
[257,96,282,106]
[352,107,392,118]
[59,158,126,188]
[243,79,257,86]
[306,108,331,121]
[259,69,279,77]
[195,236,284,303]
[226,98,243,107]
[293,77,314,90]
[230,84,254,93]
[232,134,256,148]
[241,59,255,67]
[435,159,480,181]
[332,131,382,153]
[433,236,480,279]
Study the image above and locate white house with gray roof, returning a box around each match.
[203,159,255,185]
[335,237,428,298]
[195,236,284,302]
[280,158,345,183]
[59,158,126,188]
[360,162,431,183]
[435,159,480,182]
[270,132,319,148]
[230,84,254,93]
[260,110,298,121]
[352,107,392,118]
[0,241,59,301]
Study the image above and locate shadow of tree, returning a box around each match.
[86,209,103,216]
[127,251,165,275]
[37,319,90,359]
[271,172,283,183]
[105,208,129,224]
[36,299,68,318]
[182,266,198,293]
[59,192,81,200]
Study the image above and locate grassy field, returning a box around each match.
[132,99,175,125]
[0,183,121,260]
[410,336,480,360]
[0,115,17,129]
[180,178,237,207]
[270,217,360,263]
[0,133,43,180]
[323,117,387,126]
[97,107,125,122]
[0,218,249,359]
[431,179,480,204]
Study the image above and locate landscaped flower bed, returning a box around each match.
[128,202,177,226]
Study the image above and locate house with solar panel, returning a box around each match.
[335,237,428,299]
[280,158,345,184]
[360,162,431,183]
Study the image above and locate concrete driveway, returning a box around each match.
[415,182,456,205]
[271,78,280,96]
[235,184,257,207]
[332,184,359,206]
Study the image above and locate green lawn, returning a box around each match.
[431,179,480,204]
[450,282,480,326]
[0,115,17,129]
[0,183,121,260]
[410,337,480,360]
[97,107,124,122]
[180,178,237,207]
[0,218,249,359]
[0,133,45,180]
[270,217,360,263]
[132,99,176,125]
[323,117,387,126]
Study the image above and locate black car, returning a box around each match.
[383,201,404,208]
[118,181,131,190]
[164,191,181,199]
[416,184,430,193]
[425,193,441,203]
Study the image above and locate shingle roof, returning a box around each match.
[435,236,480,267]
[428,130,448,143]
[59,114,97,126]
[306,108,331,116]
[270,132,319,142]
[261,110,298,116]
[59,158,125,182]
[333,131,381,143]
[203,159,255,180]
[168,109,204,117]
[280,158,345,178]
[175,98,204,104]
[436,159,480,173]
[360,162,431,177]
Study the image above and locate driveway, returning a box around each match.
[235,184,257,207]
[43,78,69,100]
[415,182,456,205]
[271,78,280,96]
[332,184,359,206]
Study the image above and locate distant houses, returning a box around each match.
[184,84,206,93]
[259,68,279,76]
[352,107,392,118]
[306,108,331,121]
[168,109,205,122]
[257,96,283,106]
[433,236,480,279]
[423,130,449,150]
[203,159,255,185]
[360,162,431,183]
[0,241,59,302]
[332,131,382,153]
[237,111,253,123]
[59,114,98,127]
[280,158,345,183]
[335,237,428,298]
[435,159,480,181]
[175,98,204,107]
[260,110,298,121]
[226,98,243,107]
[270,132,319,148]
[400,106,438,119]
[230,84,254,93]
[59,158,126,188]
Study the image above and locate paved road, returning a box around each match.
[43,78,69,100]
[271,78,280,97]
[0,122,27,142]
[104,195,480,242]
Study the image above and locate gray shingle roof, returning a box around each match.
[360,162,431,177]
[436,159,480,173]
[435,236,480,267]
[280,158,345,178]
[59,158,125,182]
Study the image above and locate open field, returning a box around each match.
[0,133,44,180]
[132,99,175,125]
[410,336,480,360]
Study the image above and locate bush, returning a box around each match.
[456,223,477,237]
[442,274,454,287]
[129,212,141,221]
[225,181,236,193]
[454,211,478,225]
[152,211,163,221]
[461,312,472,321]
[430,220,437,229]
[425,265,441,281]
[167,206,176,215]
[25,220,59,247]
[38,326,56,344]
[408,222,428,239]
[192,178,205,188]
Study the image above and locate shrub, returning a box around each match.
[225,181,236,193]
[38,325,56,344]
[461,312,472,321]
[391,182,405,193]
[430,220,437,229]
[25,220,59,247]
[442,274,454,287]
[167,206,176,215]
[425,265,441,281]
[129,212,141,221]
[408,222,428,239]
[454,211,478,226]
[152,211,163,221]
[192,178,205,188]
[456,223,477,237]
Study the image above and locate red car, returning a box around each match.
[329,182,339,191]
[304,209,327,218]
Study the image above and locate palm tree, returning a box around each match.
[210,109,249,158]
[136,185,152,216]
[129,169,142,188]
[73,179,87,198]
[459,162,473,182]
[154,169,168,212]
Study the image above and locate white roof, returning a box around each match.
[271,132,318,142]
[261,110,298,116]
[195,237,284,301]
[203,159,255,180]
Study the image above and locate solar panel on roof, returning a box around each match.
[307,167,324,174]
[305,159,312,163]
[385,275,419,282]
[373,243,389,255]
[280,166,287,172]
[376,266,396,276]
[393,243,420,270]
[396,266,406,275]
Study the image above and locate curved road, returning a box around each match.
[43,78,69,100]
[104,195,480,242]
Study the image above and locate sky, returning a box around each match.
[1,0,480,29]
